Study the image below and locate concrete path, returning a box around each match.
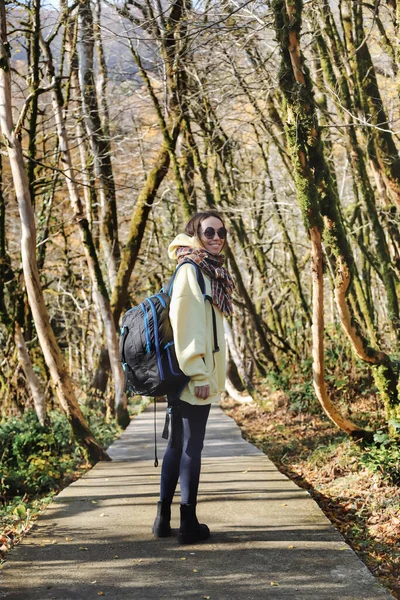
[0,405,392,600]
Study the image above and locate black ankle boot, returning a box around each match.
[178,504,210,545]
[152,501,172,537]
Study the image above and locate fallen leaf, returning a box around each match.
[97,593,104,596]
[288,545,294,549]
[90,581,97,584]
[114,555,119,559]
[193,568,198,573]
[91,500,98,505]
[79,547,88,551]
[270,581,280,586]
[180,557,186,561]
[65,537,73,541]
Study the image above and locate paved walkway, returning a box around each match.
[0,404,392,600]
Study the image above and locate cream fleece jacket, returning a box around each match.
[168,233,226,406]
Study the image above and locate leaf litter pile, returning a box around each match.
[221,395,400,599]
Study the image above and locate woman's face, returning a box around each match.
[198,216,226,255]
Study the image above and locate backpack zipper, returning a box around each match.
[147,297,165,380]
[164,342,182,376]
[140,302,151,354]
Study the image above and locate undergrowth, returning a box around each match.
[0,408,121,499]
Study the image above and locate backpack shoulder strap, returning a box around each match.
[167,261,220,353]
[165,260,206,296]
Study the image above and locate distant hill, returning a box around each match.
[9,2,157,83]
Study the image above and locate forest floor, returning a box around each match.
[221,392,400,600]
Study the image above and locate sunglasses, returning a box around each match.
[201,226,227,240]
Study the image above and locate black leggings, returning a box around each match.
[160,401,211,505]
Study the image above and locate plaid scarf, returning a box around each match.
[176,247,234,317]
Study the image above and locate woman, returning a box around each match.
[152,211,234,544]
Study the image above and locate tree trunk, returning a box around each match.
[39,34,129,428]
[37,159,58,272]
[225,244,278,373]
[63,10,99,236]
[109,132,178,323]
[348,0,400,208]
[78,0,120,289]
[224,319,254,393]
[311,0,400,419]
[310,228,367,435]
[260,139,311,325]
[0,153,12,326]
[26,0,40,210]
[93,140,174,391]
[14,322,47,425]
[0,0,110,461]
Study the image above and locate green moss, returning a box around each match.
[372,363,399,418]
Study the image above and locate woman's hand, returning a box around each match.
[194,385,210,399]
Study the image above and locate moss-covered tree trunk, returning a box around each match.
[314,0,399,344]
[340,0,400,340]
[272,0,377,436]
[109,139,175,324]
[345,0,400,208]
[307,0,400,421]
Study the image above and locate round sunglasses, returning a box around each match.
[200,226,227,240]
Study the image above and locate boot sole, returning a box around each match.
[177,531,210,545]
[152,526,172,538]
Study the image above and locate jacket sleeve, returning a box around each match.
[169,264,209,386]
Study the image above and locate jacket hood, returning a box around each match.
[168,233,203,259]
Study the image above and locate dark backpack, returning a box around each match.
[119,261,217,398]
